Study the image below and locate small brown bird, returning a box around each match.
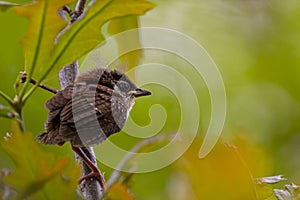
[36,68,151,187]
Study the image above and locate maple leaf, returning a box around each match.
[1,123,79,199]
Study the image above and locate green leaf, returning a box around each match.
[108,16,143,76]
[13,0,75,81]
[47,0,155,80]
[1,123,79,199]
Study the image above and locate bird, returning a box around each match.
[36,67,151,187]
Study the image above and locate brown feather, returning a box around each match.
[37,68,138,147]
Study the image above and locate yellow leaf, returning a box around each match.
[49,0,155,80]
[176,137,272,200]
[106,183,136,200]
[13,0,75,80]
[108,16,143,77]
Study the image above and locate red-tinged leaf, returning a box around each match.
[1,123,79,199]
[48,0,155,80]
[106,183,136,200]
[13,0,75,80]
[108,16,143,76]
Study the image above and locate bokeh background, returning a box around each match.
[1,0,299,199]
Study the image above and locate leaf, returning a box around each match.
[106,183,136,200]
[1,123,79,199]
[48,0,155,80]
[176,138,273,199]
[108,16,143,75]
[13,0,75,80]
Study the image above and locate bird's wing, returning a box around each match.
[60,84,113,125]
[45,84,74,111]
[37,84,75,145]
[59,84,115,146]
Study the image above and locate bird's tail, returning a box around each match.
[36,131,65,146]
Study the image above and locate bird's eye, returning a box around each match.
[117,81,130,92]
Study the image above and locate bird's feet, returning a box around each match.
[71,145,106,189]
[79,170,105,188]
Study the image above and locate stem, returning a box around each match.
[0,90,14,108]
[225,142,259,200]
[21,84,38,105]
[71,0,86,22]
[16,110,25,133]
[18,78,29,103]
[20,73,58,94]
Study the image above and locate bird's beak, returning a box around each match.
[129,88,151,97]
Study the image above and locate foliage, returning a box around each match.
[0,0,155,123]
[0,0,154,199]
[1,0,300,199]
[106,183,136,200]
[1,122,80,199]
[108,16,142,77]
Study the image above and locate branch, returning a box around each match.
[58,1,103,199]
[71,0,86,22]
[59,62,103,199]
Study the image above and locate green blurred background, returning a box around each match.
[1,0,300,199]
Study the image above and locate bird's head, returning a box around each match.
[113,75,151,101]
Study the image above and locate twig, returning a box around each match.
[71,0,86,22]
[20,72,58,94]
[62,6,72,16]
[101,133,175,198]
[58,1,103,199]
[224,142,259,200]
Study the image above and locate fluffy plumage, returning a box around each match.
[37,68,148,147]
